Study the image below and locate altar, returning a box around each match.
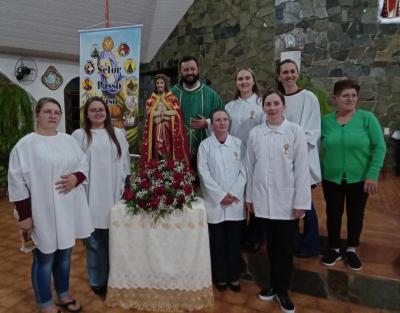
[105,198,214,312]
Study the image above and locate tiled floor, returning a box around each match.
[0,174,399,313]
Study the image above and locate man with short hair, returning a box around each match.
[171,56,223,167]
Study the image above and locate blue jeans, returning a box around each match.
[296,202,320,255]
[32,248,72,309]
[85,229,109,288]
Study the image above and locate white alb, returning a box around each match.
[72,128,131,228]
[8,133,93,253]
[197,134,246,224]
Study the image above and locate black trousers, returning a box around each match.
[242,212,263,246]
[259,218,297,296]
[322,180,369,248]
[208,221,242,284]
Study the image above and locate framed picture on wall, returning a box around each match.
[41,66,63,90]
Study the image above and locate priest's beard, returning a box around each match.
[181,74,200,87]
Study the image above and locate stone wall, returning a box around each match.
[275,0,400,171]
[141,0,275,103]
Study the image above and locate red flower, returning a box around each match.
[140,179,151,189]
[183,184,192,195]
[166,160,175,170]
[140,171,148,179]
[165,195,174,205]
[172,181,181,189]
[154,171,164,180]
[149,159,159,169]
[123,188,135,201]
[154,185,166,195]
[138,199,148,209]
[173,172,184,182]
[150,196,160,208]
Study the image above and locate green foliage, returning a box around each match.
[0,79,34,171]
[298,75,332,115]
[0,165,7,188]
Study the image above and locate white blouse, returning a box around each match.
[72,128,131,229]
[8,133,93,253]
[198,134,246,224]
[284,89,321,185]
[225,93,264,147]
[245,120,311,220]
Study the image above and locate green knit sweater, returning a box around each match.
[321,109,386,184]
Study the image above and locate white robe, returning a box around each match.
[225,93,264,148]
[245,120,311,220]
[72,128,131,229]
[8,133,93,253]
[198,134,246,224]
[284,89,322,185]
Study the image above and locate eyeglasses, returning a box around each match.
[88,108,106,113]
[41,109,62,116]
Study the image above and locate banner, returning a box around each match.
[79,25,142,150]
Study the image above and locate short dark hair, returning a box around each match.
[210,108,230,124]
[262,88,285,106]
[179,56,199,69]
[333,79,360,96]
[35,97,62,114]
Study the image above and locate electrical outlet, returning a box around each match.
[384,127,390,136]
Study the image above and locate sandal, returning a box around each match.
[55,299,81,313]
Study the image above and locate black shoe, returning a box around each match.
[91,286,107,296]
[275,294,295,313]
[258,288,276,301]
[214,283,227,292]
[228,282,241,293]
[346,251,362,271]
[321,249,341,266]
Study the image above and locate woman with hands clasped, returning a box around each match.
[198,109,246,293]
[320,79,386,271]
[8,98,93,313]
[245,89,310,313]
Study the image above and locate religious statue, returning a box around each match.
[380,0,400,18]
[141,74,190,168]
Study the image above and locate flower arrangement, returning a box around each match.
[124,159,196,222]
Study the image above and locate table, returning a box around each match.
[105,198,214,312]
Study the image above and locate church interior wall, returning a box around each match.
[0,53,79,132]
[141,0,276,103]
[275,0,400,171]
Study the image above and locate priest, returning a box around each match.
[171,56,223,168]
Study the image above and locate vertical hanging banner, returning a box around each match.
[79,25,142,150]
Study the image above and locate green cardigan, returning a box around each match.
[321,109,386,184]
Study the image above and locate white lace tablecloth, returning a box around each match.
[106,198,214,312]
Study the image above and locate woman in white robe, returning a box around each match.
[72,96,130,295]
[245,89,310,313]
[198,109,246,292]
[225,68,264,252]
[277,59,322,257]
[8,97,93,313]
[225,68,264,148]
